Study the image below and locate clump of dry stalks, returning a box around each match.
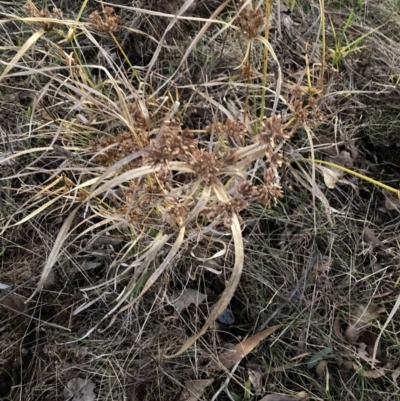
[1,0,319,357]
[1,3,327,362]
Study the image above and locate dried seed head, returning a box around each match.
[165,197,187,226]
[258,183,284,208]
[237,180,258,198]
[202,196,248,227]
[23,2,62,31]
[257,168,283,208]
[188,149,220,185]
[89,7,122,32]
[236,4,264,39]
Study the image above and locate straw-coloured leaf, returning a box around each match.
[170,289,207,314]
[27,205,80,302]
[209,325,282,371]
[0,29,45,82]
[178,379,214,401]
[344,304,386,343]
[259,392,308,401]
[248,369,264,394]
[64,377,96,401]
[320,165,342,189]
[166,184,244,359]
[315,360,328,377]
[362,362,393,379]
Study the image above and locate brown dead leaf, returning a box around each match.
[0,293,26,312]
[170,288,207,314]
[344,304,386,343]
[259,391,308,401]
[384,191,400,211]
[313,135,338,156]
[333,151,354,167]
[248,369,264,394]
[315,360,328,377]
[342,360,356,371]
[362,362,393,379]
[209,325,282,371]
[178,379,214,401]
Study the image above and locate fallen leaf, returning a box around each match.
[259,391,308,401]
[248,369,264,394]
[313,135,338,156]
[170,289,207,314]
[64,377,96,401]
[319,165,342,189]
[344,304,386,343]
[362,362,393,379]
[178,379,214,401]
[392,367,400,382]
[333,151,354,167]
[0,293,26,312]
[342,360,356,371]
[209,325,282,371]
[0,283,11,290]
[307,347,333,370]
[315,360,328,377]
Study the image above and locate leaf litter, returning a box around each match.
[64,378,96,401]
[344,304,386,343]
[169,288,208,314]
[209,325,282,371]
[177,379,214,401]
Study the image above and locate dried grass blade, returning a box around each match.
[26,205,80,302]
[166,210,244,358]
[151,0,230,98]
[89,162,194,199]
[89,165,161,199]
[372,293,400,367]
[145,0,195,81]
[255,36,282,114]
[115,233,170,302]
[0,29,45,82]
[118,227,186,314]
[181,182,210,227]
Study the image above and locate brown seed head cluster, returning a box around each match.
[89,7,122,32]
[145,120,197,166]
[146,120,223,185]
[255,115,292,147]
[254,114,293,174]
[236,3,264,39]
[165,197,188,227]
[288,86,324,126]
[187,149,220,185]
[212,119,247,142]
[92,106,148,169]
[23,1,62,31]
[257,168,284,208]
[202,196,249,227]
